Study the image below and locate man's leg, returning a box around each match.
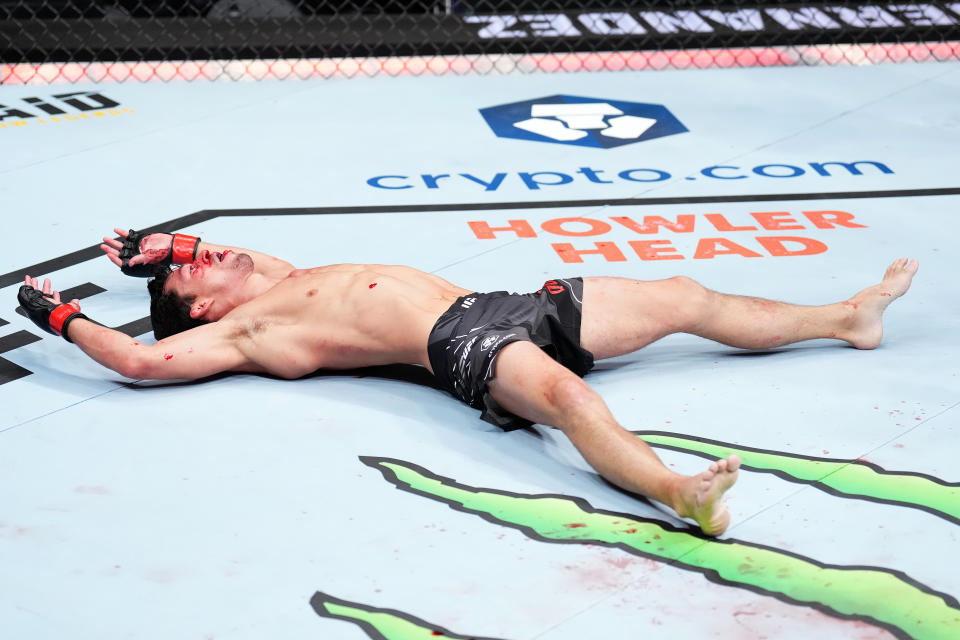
[487,341,740,536]
[580,258,919,359]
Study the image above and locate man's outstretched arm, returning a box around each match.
[19,276,259,381]
[100,227,294,279]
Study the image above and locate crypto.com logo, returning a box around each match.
[479,94,688,149]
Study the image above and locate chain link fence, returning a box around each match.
[2,1,960,83]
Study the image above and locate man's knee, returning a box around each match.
[545,374,601,419]
[666,275,712,330]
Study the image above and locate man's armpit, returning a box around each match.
[226,318,269,341]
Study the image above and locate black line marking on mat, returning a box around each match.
[0,330,42,385]
[2,186,958,290]
[362,456,960,640]
[309,590,506,640]
[0,330,43,354]
[634,430,960,526]
[0,358,32,385]
[14,282,106,317]
[112,316,153,338]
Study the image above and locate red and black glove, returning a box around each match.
[18,284,90,343]
[118,229,201,277]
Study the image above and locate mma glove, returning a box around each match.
[18,286,90,343]
[119,228,201,277]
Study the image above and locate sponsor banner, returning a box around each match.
[467,208,869,263]
[0,91,130,129]
[366,161,896,191]
[3,3,960,62]
[480,94,688,149]
[366,94,896,191]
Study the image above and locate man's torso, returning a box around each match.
[222,264,470,377]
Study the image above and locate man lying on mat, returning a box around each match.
[17,227,918,536]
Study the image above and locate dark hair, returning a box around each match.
[147,267,205,340]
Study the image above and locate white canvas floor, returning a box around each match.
[1,61,959,639]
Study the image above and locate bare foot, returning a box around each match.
[675,455,741,536]
[842,258,919,349]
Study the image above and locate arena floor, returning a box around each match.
[2,60,959,639]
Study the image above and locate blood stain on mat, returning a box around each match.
[75,485,110,495]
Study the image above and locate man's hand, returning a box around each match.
[18,276,89,342]
[100,227,200,277]
[100,227,172,277]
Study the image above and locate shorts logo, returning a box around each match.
[480,333,517,352]
[479,95,687,149]
[480,335,499,351]
[539,280,566,295]
[461,297,476,309]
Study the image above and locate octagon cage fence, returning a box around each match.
[2,1,960,83]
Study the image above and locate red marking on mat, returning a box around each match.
[431,632,444,636]
[604,555,634,569]
[822,449,830,455]
[188,348,194,354]
[368,283,377,289]
[131,342,140,346]
[75,485,110,495]
[880,292,891,296]
[163,353,173,360]
[623,528,637,534]
[894,443,904,448]
[564,523,587,528]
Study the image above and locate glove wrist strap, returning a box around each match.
[49,305,88,343]
[171,234,200,264]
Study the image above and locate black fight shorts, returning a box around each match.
[427,277,595,430]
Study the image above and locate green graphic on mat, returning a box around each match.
[362,456,960,640]
[635,431,960,525]
[310,590,506,640]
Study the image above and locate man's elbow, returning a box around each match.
[116,351,156,380]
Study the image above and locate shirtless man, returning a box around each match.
[17,228,919,536]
